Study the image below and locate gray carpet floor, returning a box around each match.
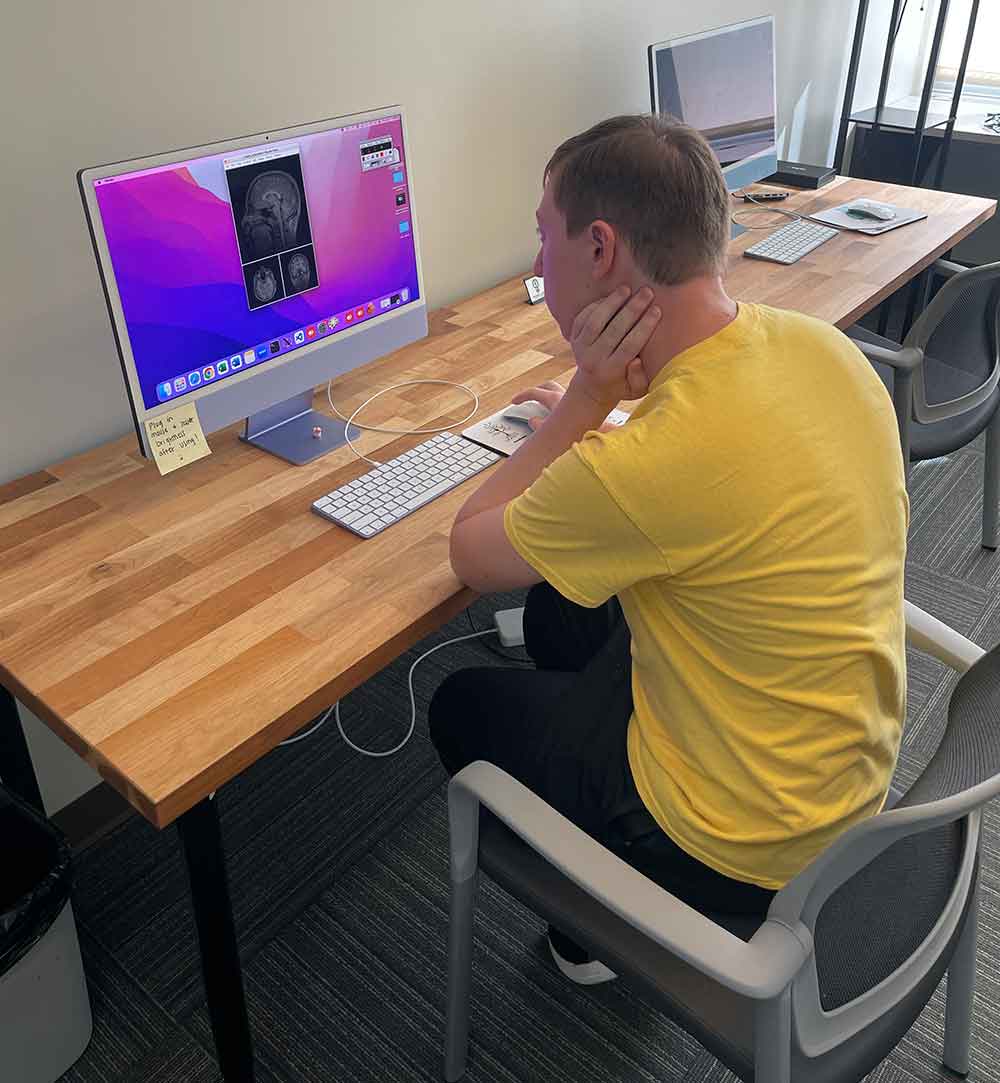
[58,439,1000,1083]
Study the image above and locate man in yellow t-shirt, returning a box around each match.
[429,114,908,984]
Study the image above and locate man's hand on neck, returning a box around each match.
[566,285,659,411]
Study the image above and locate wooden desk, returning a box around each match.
[0,177,993,1080]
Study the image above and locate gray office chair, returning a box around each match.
[443,602,997,1083]
[848,259,1000,548]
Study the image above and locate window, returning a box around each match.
[934,0,1000,99]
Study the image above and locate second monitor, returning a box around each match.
[648,15,777,194]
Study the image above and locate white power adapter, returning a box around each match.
[493,606,526,648]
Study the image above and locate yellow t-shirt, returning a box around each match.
[504,303,908,890]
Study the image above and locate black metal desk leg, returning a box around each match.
[177,797,255,1082]
[876,299,892,337]
[901,268,931,340]
[0,685,45,812]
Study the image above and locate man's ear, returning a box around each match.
[590,219,616,281]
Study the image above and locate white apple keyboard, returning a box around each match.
[313,402,632,538]
[311,432,500,538]
[743,219,838,265]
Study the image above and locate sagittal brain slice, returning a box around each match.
[252,265,279,303]
[241,171,302,258]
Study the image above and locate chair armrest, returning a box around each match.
[932,259,966,279]
[853,340,924,372]
[905,600,985,673]
[449,761,813,1000]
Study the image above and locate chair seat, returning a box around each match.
[479,808,969,1083]
[478,810,757,1080]
[848,325,1000,460]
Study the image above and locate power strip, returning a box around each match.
[493,606,526,648]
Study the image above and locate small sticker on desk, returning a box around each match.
[523,275,545,305]
[144,403,212,475]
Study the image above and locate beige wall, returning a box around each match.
[1,0,856,811]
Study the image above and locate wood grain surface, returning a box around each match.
[0,178,993,828]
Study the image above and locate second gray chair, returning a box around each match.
[848,258,1000,548]
[443,602,997,1083]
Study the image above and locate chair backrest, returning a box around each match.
[903,261,1000,424]
[767,640,1000,1058]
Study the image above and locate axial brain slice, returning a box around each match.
[241,171,302,257]
[252,265,279,303]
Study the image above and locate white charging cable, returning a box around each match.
[731,190,848,232]
[326,379,480,466]
[280,627,497,756]
[278,705,336,747]
[730,190,804,230]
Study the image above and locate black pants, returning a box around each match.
[429,583,775,917]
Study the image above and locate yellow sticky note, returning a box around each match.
[144,403,212,476]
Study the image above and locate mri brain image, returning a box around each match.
[252,264,280,303]
[279,245,318,298]
[227,151,317,308]
[240,171,303,259]
[287,252,311,291]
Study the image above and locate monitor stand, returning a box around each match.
[240,389,350,465]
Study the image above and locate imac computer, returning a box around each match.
[648,15,777,193]
[79,106,427,465]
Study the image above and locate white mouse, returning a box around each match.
[847,198,896,222]
[501,400,551,424]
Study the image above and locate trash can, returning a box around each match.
[0,784,92,1082]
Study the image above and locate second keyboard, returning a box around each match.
[743,218,838,265]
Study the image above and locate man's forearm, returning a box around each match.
[455,386,610,524]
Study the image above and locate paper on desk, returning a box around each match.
[462,408,535,455]
[462,406,631,456]
[144,403,212,475]
[809,202,927,235]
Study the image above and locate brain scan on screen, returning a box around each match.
[240,171,303,259]
[224,149,318,309]
[252,264,279,303]
[287,251,311,291]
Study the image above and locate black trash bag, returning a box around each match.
[0,784,73,976]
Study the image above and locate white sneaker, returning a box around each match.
[547,930,618,985]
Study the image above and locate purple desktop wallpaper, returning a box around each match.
[93,116,420,410]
